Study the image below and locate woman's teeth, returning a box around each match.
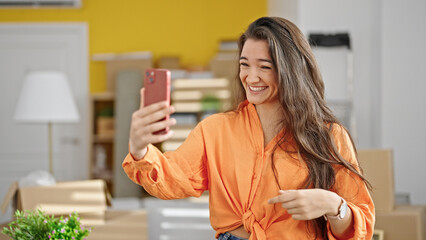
[249,86,267,92]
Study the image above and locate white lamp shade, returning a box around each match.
[14,71,80,123]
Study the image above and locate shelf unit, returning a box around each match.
[90,92,115,194]
[163,78,231,152]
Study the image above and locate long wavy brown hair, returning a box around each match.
[234,16,371,239]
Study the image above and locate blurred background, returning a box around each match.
[0,0,425,239]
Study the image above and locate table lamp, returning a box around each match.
[14,71,80,174]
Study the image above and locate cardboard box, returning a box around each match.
[157,56,180,69]
[106,58,152,92]
[0,222,8,240]
[210,52,238,104]
[0,210,147,240]
[375,205,426,240]
[87,210,147,240]
[1,180,112,226]
[210,53,239,82]
[358,149,395,212]
[96,116,115,136]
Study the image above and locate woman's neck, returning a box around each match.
[254,102,285,146]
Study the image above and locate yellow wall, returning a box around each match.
[0,0,266,93]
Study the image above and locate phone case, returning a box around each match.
[144,68,171,135]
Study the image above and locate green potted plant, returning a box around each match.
[2,209,90,240]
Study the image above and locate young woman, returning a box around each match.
[123,17,374,240]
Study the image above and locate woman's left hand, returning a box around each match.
[268,189,341,220]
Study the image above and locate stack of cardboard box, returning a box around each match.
[0,180,147,240]
[358,149,426,240]
[163,78,231,152]
[210,39,239,101]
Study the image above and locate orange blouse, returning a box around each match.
[122,101,375,240]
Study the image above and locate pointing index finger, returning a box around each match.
[268,190,297,204]
[268,195,283,204]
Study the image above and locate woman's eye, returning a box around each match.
[240,62,249,67]
[261,66,272,70]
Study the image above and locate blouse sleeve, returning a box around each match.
[327,124,375,240]
[122,123,208,199]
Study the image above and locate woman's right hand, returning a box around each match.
[129,88,176,160]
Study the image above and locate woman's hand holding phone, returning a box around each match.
[129,88,176,160]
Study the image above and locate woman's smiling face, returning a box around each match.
[239,39,279,107]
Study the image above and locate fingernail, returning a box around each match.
[279,190,285,194]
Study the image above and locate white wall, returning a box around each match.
[268,0,299,24]
[0,24,89,223]
[381,0,426,204]
[297,0,381,149]
[268,0,382,148]
[268,0,426,204]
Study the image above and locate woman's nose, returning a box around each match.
[246,68,260,83]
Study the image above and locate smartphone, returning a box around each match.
[144,68,171,135]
